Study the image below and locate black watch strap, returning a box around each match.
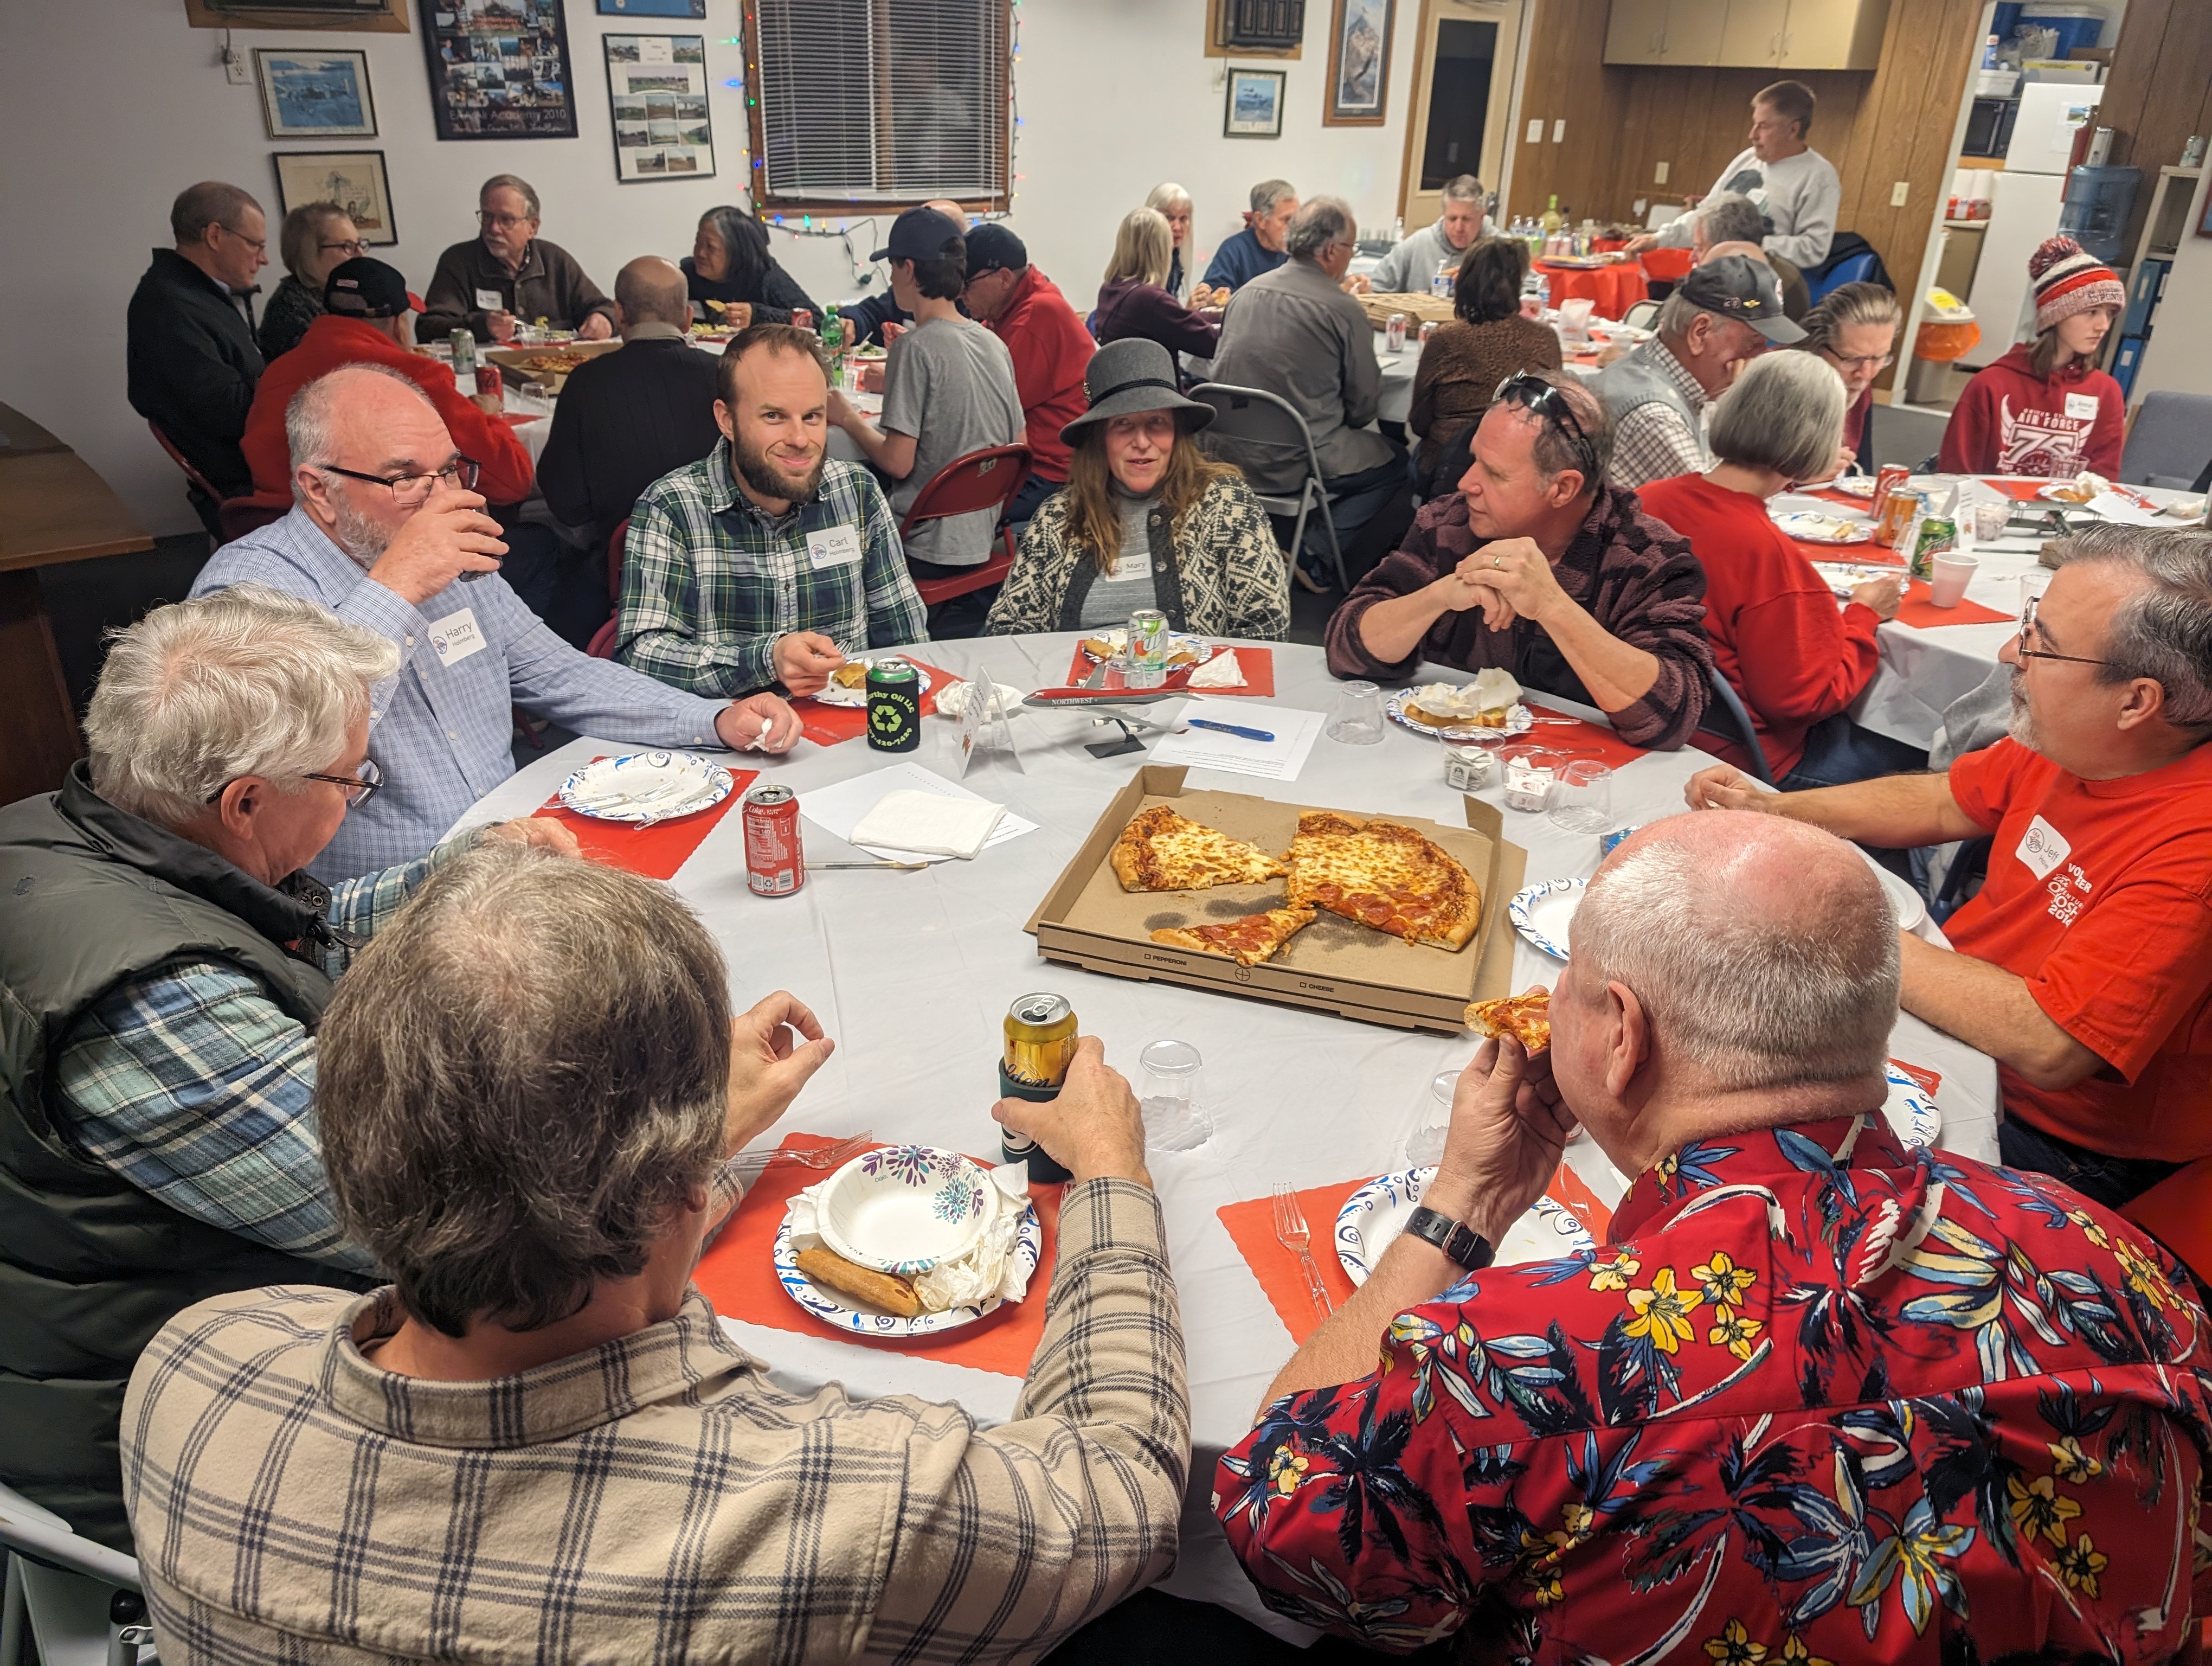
[1405,1205,1495,1272]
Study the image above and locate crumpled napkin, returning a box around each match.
[934,680,1026,719]
[1186,650,1247,690]
[788,1162,1033,1313]
[851,789,1005,859]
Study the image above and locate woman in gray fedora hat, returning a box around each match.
[984,338,1289,639]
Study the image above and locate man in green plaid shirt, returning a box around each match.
[616,323,928,699]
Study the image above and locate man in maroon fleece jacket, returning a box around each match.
[1324,375,1714,751]
[962,223,1093,526]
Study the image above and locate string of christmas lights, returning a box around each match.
[721,1,1025,289]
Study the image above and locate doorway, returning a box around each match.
[1397,0,1525,230]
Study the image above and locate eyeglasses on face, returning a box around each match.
[478,210,532,230]
[205,756,383,807]
[317,456,481,507]
[1829,350,1895,373]
[2014,593,2110,669]
[217,223,268,254]
[1493,372,1599,482]
[319,238,369,258]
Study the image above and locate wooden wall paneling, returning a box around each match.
[1507,0,1627,222]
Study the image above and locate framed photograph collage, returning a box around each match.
[603,34,716,182]
[419,0,579,139]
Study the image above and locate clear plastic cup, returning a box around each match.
[1547,760,1614,833]
[1500,745,1563,813]
[2019,566,2053,617]
[1325,680,1385,745]
[1928,553,1979,608]
[1971,501,2011,544]
[1405,1068,1457,1167]
[1138,1039,1210,1152]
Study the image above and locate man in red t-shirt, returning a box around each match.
[960,224,1092,527]
[1684,524,2212,1207]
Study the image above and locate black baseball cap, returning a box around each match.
[870,206,965,264]
[1676,253,1805,343]
[324,257,422,318]
[964,223,1026,279]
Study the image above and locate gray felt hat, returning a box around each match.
[1059,338,1216,445]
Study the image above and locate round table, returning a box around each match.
[501,350,879,466]
[1534,259,1649,321]
[449,638,1999,1635]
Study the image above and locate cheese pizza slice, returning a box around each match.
[1287,811,1482,951]
[1109,804,1289,892]
[1465,989,1552,1054]
[1150,902,1316,968]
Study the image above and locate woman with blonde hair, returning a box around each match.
[986,339,1287,638]
[1145,181,1198,300]
[1094,208,1220,361]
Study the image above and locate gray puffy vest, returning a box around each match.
[1592,341,1709,475]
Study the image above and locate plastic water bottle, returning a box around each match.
[1391,214,1405,244]
[821,304,844,385]
[1432,258,1456,299]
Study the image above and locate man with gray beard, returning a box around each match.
[1687,524,2212,1208]
[192,363,802,881]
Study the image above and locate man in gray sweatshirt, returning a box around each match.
[1367,175,1488,296]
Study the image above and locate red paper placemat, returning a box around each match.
[1889,1058,1942,1098]
[533,762,756,880]
[1219,1162,1613,1345]
[1895,580,2014,629]
[792,658,963,746]
[692,1133,1063,1379]
[1786,535,1905,567]
[1525,712,1648,770]
[1056,643,1276,699]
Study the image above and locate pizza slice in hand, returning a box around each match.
[1151,902,1317,968]
[1465,988,1552,1054]
[1110,804,1290,892]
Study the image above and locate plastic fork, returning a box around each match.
[1272,1183,1333,1319]
[732,1130,872,1178]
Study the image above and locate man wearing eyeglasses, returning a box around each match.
[127,181,269,516]
[1687,526,2212,1212]
[419,174,615,345]
[194,363,801,881]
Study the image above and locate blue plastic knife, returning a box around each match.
[1185,717,1275,742]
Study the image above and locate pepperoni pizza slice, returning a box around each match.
[1150,902,1317,968]
[1466,989,1552,1054]
[1110,804,1290,892]
[1287,811,1482,952]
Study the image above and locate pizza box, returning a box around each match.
[1356,291,1455,330]
[480,338,622,391]
[1023,766,1526,1035]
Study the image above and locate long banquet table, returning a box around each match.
[448,634,1999,1639]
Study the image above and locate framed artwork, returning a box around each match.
[1224,68,1286,138]
[1323,0,1392,125]
[272,150,397,246]
[596,0,706,12]
[603,34,715,182]
[255,48,377,138]
[418,0,578,140]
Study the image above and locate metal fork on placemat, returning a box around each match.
[1272,1184,1333,1319]
[732,1130,872,1180]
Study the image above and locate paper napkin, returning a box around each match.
[850,788,1006,858]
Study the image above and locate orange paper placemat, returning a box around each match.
[1895,580,2014,629]
[792,658,963,747]
[692,1133,1062,1379]
[533,762,756,880]
[1219,1162,1614,1345]
[1056,644,1277,698]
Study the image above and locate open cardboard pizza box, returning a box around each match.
[1024,766,1526,1035]
[480,338,623,391]
[1355,291,1455,330]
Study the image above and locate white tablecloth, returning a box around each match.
[450,640,1998,1635]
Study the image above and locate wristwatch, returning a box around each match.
[1404,1206,1495,1272]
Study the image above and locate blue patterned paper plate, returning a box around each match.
[773,1201,1043,1338]
[1385,690,1535,740]
[1508,877,1586,960]
[1335,1168,1594,1286]
[556,750,734,824]
[1882,1064,1941,1149]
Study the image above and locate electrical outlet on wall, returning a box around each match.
[1891,181,1911,207]
[1552,119,1566,143]
[1654,161,1670,185]
[221,32,250,85]
[1526,118,1544,144]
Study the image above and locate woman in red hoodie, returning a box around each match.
[1640,351,1926,788]
[1939,236,2125,479]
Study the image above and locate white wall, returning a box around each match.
[2129,164,2212,411]
[0,0,1423,537]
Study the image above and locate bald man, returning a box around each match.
[539,254,724,555]
[1219,810,2212,1658]
[191,363,798,881]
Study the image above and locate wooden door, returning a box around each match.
[1718,0,1790,67]
[1604,0,1671,63]
[1399,0,1527,227]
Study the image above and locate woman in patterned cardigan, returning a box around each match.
[985,338,1290,639]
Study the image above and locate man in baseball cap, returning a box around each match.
[1593,252,1801,488]
[957,221,1094,528]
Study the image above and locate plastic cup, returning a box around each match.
[1500,745,1563,813]
[2019,567,2053,617]
[1405,1068,1458,1167]
[1326,680,1386,745]
[1928,553,1980,608]
[1971,501,2011,544]
[1547,760,1614,833]
[1137,1039,1210,1152]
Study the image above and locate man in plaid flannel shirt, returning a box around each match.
[618,322,930,700]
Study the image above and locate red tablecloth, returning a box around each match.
[1535,261,1649,322]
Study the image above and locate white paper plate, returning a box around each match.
[1828,476,1878,498]
[1882,1063,1941,1149]
[773,1203,1042,1337]
[1078,629,1210,665]
[556,751,734,824]
[1335,1168,1596,1285]
[1810,560,1906,598]
[816,1145,992,1276]
[1773,511,1873,545]
[1386,690,1535,740]
[1862,855,1927,932]
[1509,877,1585,960]
[813,657,934,708]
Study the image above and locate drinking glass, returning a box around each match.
[1500,745,1562,813]
[1138,1039,1210,1152]
[1326,680,1385,745]
[2019,566,2053,616]
[1405,1069,1458,1167]
[1547,760,1613,833]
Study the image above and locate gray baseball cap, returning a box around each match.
[1678,253,1806,343]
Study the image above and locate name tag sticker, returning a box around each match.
[2063,392,2100,421]
[805,524,864,569]
[2016,813,2071,881]
[428,607,488,668]
[474,288,505,312]
[1108,545,1153,581]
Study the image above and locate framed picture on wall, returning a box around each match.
[1224,68,1286,138]
[1323,0,1392,125]
[418,0,578,140]
[603,34,715,182]
[254,49,377,139]
[272,150,397,246]
[596,0,706,13]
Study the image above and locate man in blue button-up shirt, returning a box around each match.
[193,363,801,881]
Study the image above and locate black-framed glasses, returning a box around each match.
[1829,350,1895,373]
[317,457,480,508]
[1494,372,1599,482]
[478,209,531,230]
[319,237,369,258]
[2014,594,2110,669]
[205,757,382,807]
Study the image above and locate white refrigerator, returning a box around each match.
[1962,82,2102,369]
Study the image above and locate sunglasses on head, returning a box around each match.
[1493,373,1598,483]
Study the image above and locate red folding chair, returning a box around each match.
[587,515,630,661]
[147,420,221,501]
[898,444,1033,607]
[216,491,292,544]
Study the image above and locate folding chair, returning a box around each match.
[1694,665,1776,786]
[215,492,291,546]
[899,444,1033,610]
[1186,383,1349,592]
[586,515,631,661]
[2119,392,2212,489]
[0,1481,150,1666]
[1621,298,1661,331]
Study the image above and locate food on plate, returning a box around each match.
[1109,805,1289,892]
[828,661,870,690]
[1287,811,1481,951]
[516,349,591,375]
[1406,668,1522,730]
[1186,649,1248,689]
[1080,630,1203,668]
[1465,988,1552,1054]
[794,1245,921,1318]
[1151,902,1316,967]
[1774,511,1870,543]
[2045,470,2110,504]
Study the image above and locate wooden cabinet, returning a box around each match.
[1604,0,1673,64]
[1778,0,1888,69]
[1662,2,1727,63]
[1718,0,1790,69]
[1608,0,1891,71]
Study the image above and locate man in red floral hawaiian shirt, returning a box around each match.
[1217,811,2212,1661]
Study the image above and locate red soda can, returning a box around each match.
[790,308,813,331]
[1873,464,1910,518]
[742,784,804,896]
[473,363,503,400]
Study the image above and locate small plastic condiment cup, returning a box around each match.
[1499,745,1563,813]
[1971,501,2012,545]
[1441,736,1494,791]
[1928,553,1980,608]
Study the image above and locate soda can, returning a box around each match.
[865,659,921,752]
[1385,312,1408,353]
[1419,319,1440,344]
[473,364,503,401]
[1126,608,1169,689]
[1874,488,1922,550]
[449,329,477,376]
[790,308,813,330]
[1872,464,1911,518]
[999,993,1078,1182]
[1599,824,1641,858]
[741,784,804,896]
[1911,516,1957,581]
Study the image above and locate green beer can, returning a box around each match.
[866,659,921,752]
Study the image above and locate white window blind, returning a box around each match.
[752,0,1009,205]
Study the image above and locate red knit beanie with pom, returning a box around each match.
[2029,235,2124,334]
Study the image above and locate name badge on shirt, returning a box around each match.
[428,607,488,668]
[805,525,864,569]
[2015,813,2071,881]
[2063,392,2100,421]
[474,287,505,312]
[1107,544,1153,582]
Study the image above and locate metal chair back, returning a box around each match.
[2119,392,2212,489]
[1186,382,1349,591]
[0,1482,147,1666]
[899,444,1033,606]
[1695,664,1776,786]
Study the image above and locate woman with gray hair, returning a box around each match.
[1144,181,1204,302]
[1639,351,1923,787]
[258,200,363,362]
